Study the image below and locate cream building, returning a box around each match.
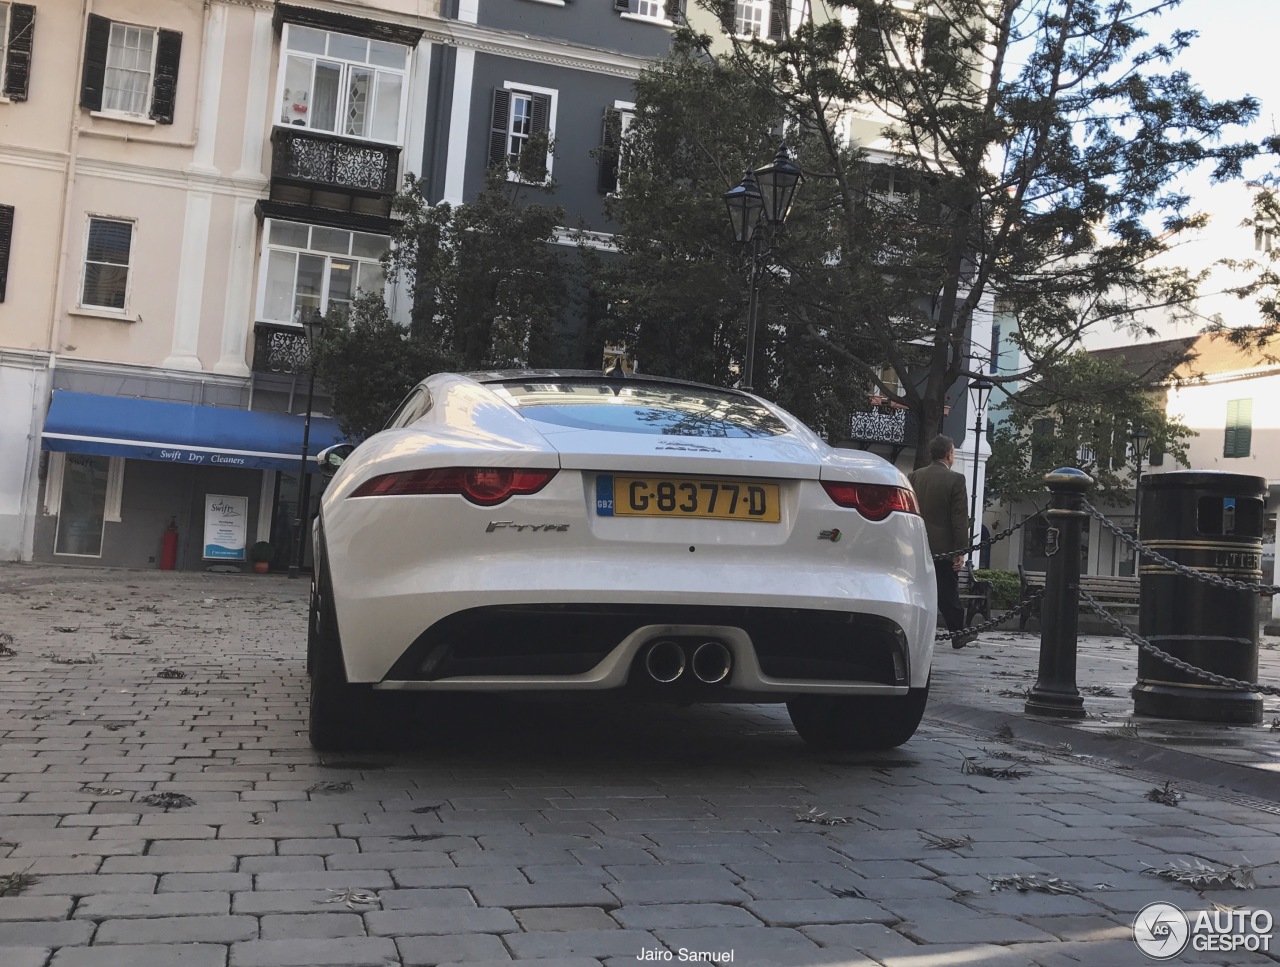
[0,0,440,569]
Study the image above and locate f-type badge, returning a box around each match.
[486,521,570,533]
[818,529,842,542]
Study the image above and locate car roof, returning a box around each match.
[461,370,753,397]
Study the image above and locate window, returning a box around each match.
[856,8,949,75]
[81,217,133,311]
[0,203,12,302]
[0,2,33,104]
[488,84,556,181]
[598,102,635,195]
[1225,398,1253,458]
[258,219,388,326]
[52,453,123,557]
[613,0,682,21]
[277,25,409,144]
[728,0,785,39]
[80,15,181,122]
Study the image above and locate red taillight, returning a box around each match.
[821,482,920,521]
[350,467,557,504]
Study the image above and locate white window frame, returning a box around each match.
[274,23,411,147]
[610,99,636,195]
[101,21,159,118]
[620,0,674,26]
[502,80,558,183]
[79,216,135,313]
[255,218,390,327]
[0,4,10,90]
[734,0,770,38]
[48,453,123,557]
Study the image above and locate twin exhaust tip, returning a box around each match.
[643,639,732,685]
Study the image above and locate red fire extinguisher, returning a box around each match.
[160,518,179,571]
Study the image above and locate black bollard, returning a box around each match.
[1025,468,1092,719]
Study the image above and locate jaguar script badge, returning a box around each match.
[485,521,570,533]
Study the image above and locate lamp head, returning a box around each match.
[754,141,803,227]
[723,170,764,243]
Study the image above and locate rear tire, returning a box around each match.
[308,550,374,751]
[787,682,930,751]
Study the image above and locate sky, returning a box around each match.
[1082,0,1280,349]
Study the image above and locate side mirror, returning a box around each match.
[316,443,355,478]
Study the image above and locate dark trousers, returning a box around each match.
[935,563,966,634]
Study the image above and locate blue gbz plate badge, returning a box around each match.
[595,475,615,516]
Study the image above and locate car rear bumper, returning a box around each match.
[371,602,917,697]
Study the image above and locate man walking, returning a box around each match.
[909,435,975,649]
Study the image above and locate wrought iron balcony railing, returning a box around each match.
[849,401,919,449]
[270,127,400,198]
[252,322,310,376]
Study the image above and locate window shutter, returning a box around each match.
[768,1,787,41]
[718,2,735,33]
[149,28,182,124]
[1225,399,1252,458]
[4,4,35,101]
[923,16,950,74]
[526,92,552,181]
[670,0,687,20]
[0,204,13,303]
[488,88,511,168]
[598,108,621,195]
[613,0,632,11]
[80,13,111,111]
[854,9,881,67]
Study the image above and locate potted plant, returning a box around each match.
[249,541,274,574]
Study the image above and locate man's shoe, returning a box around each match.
[952,631,977,650]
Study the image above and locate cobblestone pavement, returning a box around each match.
[1,563,1279,966]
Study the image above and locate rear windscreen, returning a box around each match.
[491,381,790,438]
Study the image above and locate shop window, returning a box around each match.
[276,24,408,144]
[50,453,123,557]
[81,217,133,311]
[257,219,388,326]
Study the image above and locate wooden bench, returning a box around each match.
[957,563,993,628]
[1018,566,1139,631]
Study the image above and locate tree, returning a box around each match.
[315,141,569,439]
[985,350,1191,507]
[605,1,1263,463]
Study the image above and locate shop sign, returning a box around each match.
[204,494,248,560]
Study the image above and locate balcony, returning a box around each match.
[270,127,400,203]
[849,400,919,457]
[252,322,310,377]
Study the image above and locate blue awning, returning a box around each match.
[42,391,345,474]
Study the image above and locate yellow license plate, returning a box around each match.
[609,475,780,522]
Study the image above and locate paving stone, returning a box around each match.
[472,883,619,909]
[516,907,621,932]
[395,933,512,966]
[799,923,919,953]
[612,903,761,930]
[0,896,75,920]
[0,919,95,946]
[649,926,819,961]
[229,937,399,966]
[365,907,517,936]
[95,914,258,944]
[605,881,749,905]
[159,873,253,893]
[377,888,476,909]
[503,928,658,959]
[75,891,229,920]
[26,875,155,896]
[259,913,365,940]
[50,944,228,966]
[102,857,235,875]
[898,916,1059,944]
[253,871,393,892]
[0,946,53,967]
[744,898,895,926]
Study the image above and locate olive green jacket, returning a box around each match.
[907,460,969,558]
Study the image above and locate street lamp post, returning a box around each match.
[722,142,803,393]
[1130,424,1151,535]
[288,309,325,580]
[966,373,995,566]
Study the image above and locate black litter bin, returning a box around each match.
[1133,471,1267,723]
